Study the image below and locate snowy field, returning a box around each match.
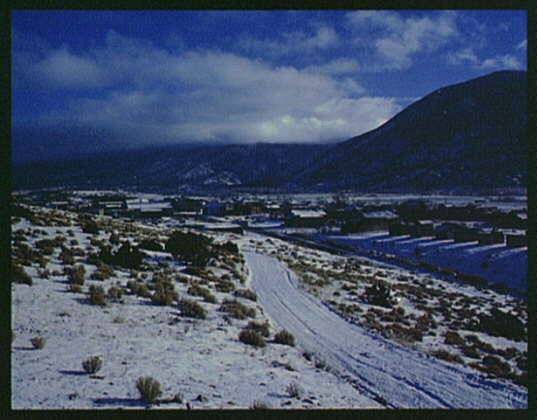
[11,206,383,409]
[11,204,527,409]
[244,250,527,408]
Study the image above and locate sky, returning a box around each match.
[12,10,527,156]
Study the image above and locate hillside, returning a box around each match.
[290,71,527,193]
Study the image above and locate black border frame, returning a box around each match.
[2,1,535,419]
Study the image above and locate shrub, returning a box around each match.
[220,241,239,254]
[215,279,235,293]
[136,283,151,298]
[107,286,123,302]
[432,349,463,364]
[110,243,144,270]
[233,288,257,301]
[363,280,392,307]
[82,356,103,374]
[151,289,177,306]
[69,264,86,286]
[274,329,295,346]
[187,284,217,303]
[12,263,32,285]
[60,252,75,265]
[219,299,256,320]
[138,239,164,252]
[126,280,139,293]
[31,336,46,349]
[91,263,114,281]
[462,345,480,359]
[238,328,266,348]
[178,299,207,319]
[81,219,100,235]
[35,239,56,255]
[136,376,162,404]
[88,285,107,306]
[444,330,465,346]
[478,308,526,342]
[165,231,215,267]
[286,382,303,399]
[99,243,143,270]
[481,355,511,377]
[246,320,270,337]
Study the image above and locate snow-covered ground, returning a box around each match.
[11,204,528,409]
[11,207,383,409]
[244,250,527,408]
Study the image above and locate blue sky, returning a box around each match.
[12,10,527,150]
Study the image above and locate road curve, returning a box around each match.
[244,250,527,409]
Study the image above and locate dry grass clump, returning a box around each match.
[188,284,217,303]
[238,328,266,348]
[68,264,86,286]
[107,286,124,302]
[82,356,103,374]
[151,278,178,305]
[245,320,270,337]
[444,330,465,346]
[91,262,114,281]
[178,298,207,319]
[219,299,256,320]
[136,376,162,405]
[431,349,464,364]
[273,329,295,346]
[233,288,257,301]
[12,262,32,286]
[215,279,236,293]
[88,285,107,306]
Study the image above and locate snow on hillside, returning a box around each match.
[11,207,379,409]
[243,249,527,408]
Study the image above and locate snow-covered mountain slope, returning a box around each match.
[244,250,527,408]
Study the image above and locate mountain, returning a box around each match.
[289,70,527,193]
[12,143,330,192]
[12,71,527,193]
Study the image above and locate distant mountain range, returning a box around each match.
[12,70,527,194]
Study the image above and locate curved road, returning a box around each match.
[244,250,527,409]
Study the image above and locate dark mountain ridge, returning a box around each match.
[289,70,527,193]
[12,70,527,194]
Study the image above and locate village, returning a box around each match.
[13,189,528,293]
[14,189,527,246]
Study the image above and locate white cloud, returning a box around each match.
[447,47,480,66]
[346,11,459,70]
[237,25,339,58]
[27,31,400,145]
[479,54,522,70]
[31,47,109,89]
[447,47,522,70]
[304,58,360,76]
